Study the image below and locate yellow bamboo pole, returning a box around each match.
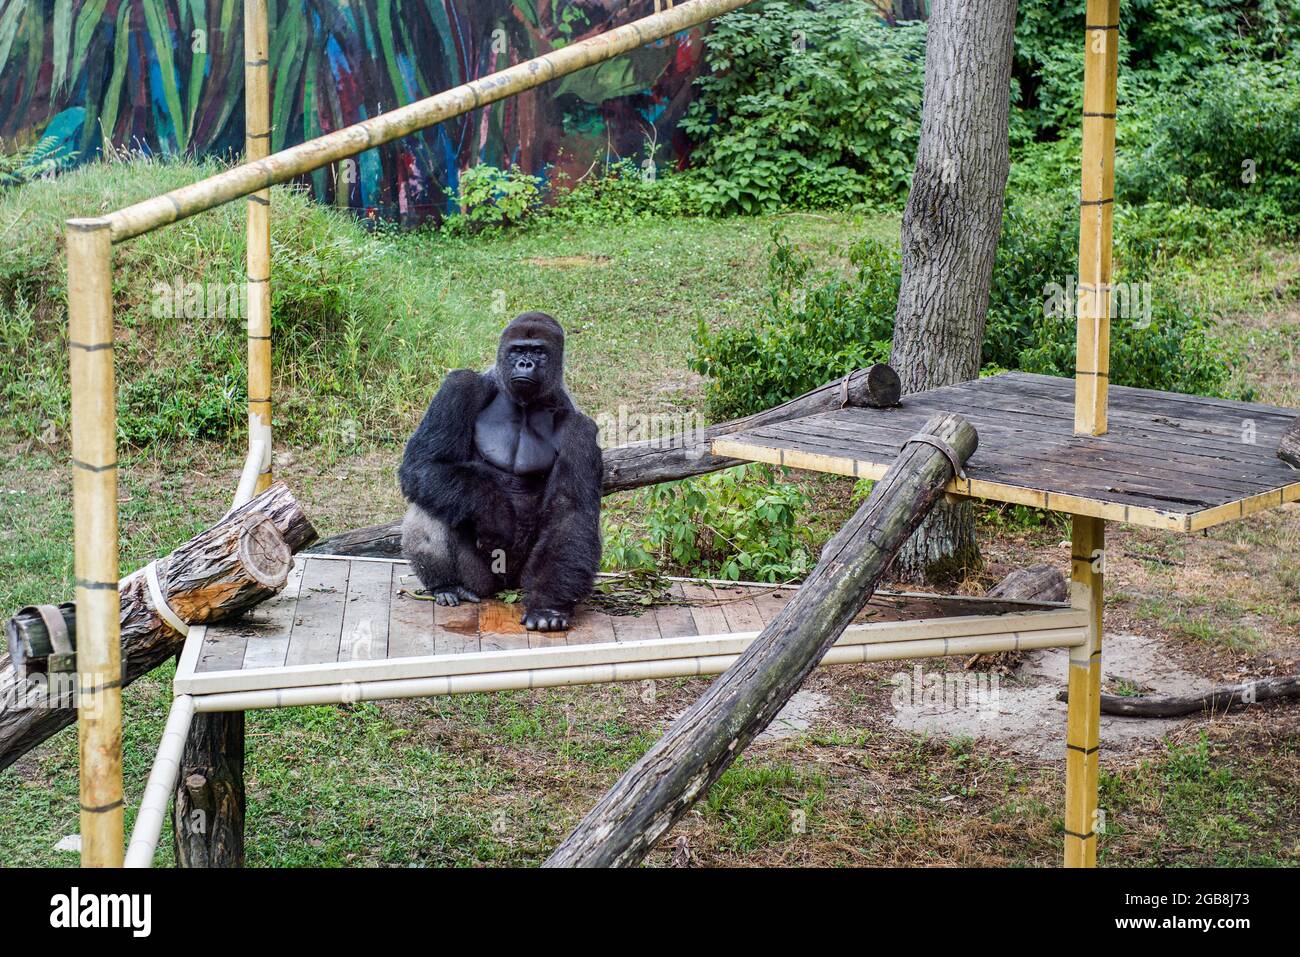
[1064,515,1104,867]
[103,0,756,243]
[1074,0,1120,436]
[66,217,123,867]
[245,0,273,493]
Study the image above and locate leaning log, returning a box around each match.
[0,482,317,771]
[544,411,976,867]
[987,563,1067,603]
[1279,417,1300,469]
[311,365,902,558]
[1058,675,1300,717]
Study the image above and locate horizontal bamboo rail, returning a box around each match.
[102,0,756,244]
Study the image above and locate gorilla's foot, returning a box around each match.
[431,586,482,606]
[522,607,569,631]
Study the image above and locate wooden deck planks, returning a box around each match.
[388,566,437,659]
[338,560,392,662]
[239,559,307,672]
[716,372,1300,530]
[652,583,700,640]
[285,557,350,666]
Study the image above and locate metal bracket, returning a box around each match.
[902,433,968,480]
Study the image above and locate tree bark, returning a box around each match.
[889,0,1018,584]
[310,366,902,559]
[1278,417,1300,469]
[0,482,317,771]
[544,412,977,867]
[174,712,246,867]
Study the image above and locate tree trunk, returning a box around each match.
[889,0,1018,584]
[174,711,246,867]
[0,482,316,771]
[310,366,902,559]
[545,413,977,867]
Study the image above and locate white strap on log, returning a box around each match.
[144,559,189,637]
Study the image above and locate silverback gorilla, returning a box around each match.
[399,312,602,631]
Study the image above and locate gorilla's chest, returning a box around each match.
[473,392,558,476]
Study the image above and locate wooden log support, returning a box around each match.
[1074,0,1120,436]
[311,366,903,558]
[0,482,316,772]
[1059,674,1300,717]
[544,412,977,867]
[1278,417,1300,469]
[174,711,246,868]
[1065,514,1105,867]
[988,563,1068,603]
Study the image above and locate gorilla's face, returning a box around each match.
[496,312,565,405]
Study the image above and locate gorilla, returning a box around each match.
[399,312,602,631]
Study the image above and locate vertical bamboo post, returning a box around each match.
[1065,515,1105,867]
[67,217,123,867]
[1074,0,1119,436]
[245,0,272,492]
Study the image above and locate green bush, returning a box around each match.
[680,1,925,214]
[443,164,543,234]
[690,228,897,420]
[547,160,708,224]
[691,200,1244,419]
[603,464,815,582]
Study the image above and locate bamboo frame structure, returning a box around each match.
[66,217,123,867]
[1074,0,1120,437]
[1065,517,1105,867]
[245,0,273,494]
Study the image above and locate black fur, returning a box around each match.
[398,312,602,631]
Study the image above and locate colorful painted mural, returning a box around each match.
[0,0,729,221]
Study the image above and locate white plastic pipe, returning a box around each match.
[193,629,1080,713]
[230,438,268,512]
[124,694,196,868]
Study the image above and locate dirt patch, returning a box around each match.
[523,255,611,268]
[886,632,1209,758]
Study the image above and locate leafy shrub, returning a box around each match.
[443,164,542,234]
[1117,54,1300,229]
[0,136,78,190]
[603,464,815,582]
[547,160,708,224]
[690,228,897,420]
[680,1,925,214]
[691,199,1244,418]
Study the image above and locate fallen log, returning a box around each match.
[0,482,316,772]
[1058,675,1300,717]
[1279,417,1300,469]
[966,563,1069,672]
[310,365,903,559]
[544,411,976,867]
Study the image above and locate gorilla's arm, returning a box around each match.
[398,370,514,541]
[520,411,603,626]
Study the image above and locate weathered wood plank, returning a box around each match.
[388,570,436,659]
[240,559,307,672]
[680,582,729,636]
[284,558,349,666]
[479,601,533,652]
[433,601,480,656]
[339,560,392,662]
[650,584,699,640]
[564,607,618,646]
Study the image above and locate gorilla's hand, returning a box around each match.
[522,607,569,631]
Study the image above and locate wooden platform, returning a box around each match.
[173,555,1087,698]
[713,372,1300,532]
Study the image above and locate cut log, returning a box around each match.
[311,365,903,558]
[544,412,977,867]
[966,563,1068,672]
[0,482,316,771]
[174,712,246,867]
[1279,417,1300,469]
[987,563,1067,603]
[1058,675,1300,717]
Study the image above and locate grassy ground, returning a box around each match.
[1,160,1297,867]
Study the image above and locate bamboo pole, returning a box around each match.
[66,217,123,867]
[1074,0,1120,436]
[1064,515,1105,867]
[102,0,756,243]
[244,0,273,494]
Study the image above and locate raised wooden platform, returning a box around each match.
[173,555,1086,699]
[713,372,1300,532]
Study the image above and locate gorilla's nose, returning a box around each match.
[514,358,535,375]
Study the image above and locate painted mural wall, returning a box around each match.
[0,0,733,221]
